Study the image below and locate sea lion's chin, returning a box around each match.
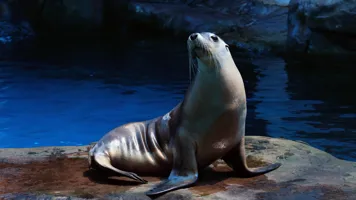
[190,49,198,59]
[192,47,208,59]
[190,52,198,68]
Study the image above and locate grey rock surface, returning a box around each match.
[128,0,289,54]
[1,136,355,199]
[287,0,356,55]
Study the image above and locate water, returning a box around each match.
[0,40,355,161]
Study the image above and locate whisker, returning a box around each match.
[188,42,198,83]
[188,43,193,83]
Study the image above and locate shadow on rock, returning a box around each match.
[83,169,144,186]
[199,167,236,185]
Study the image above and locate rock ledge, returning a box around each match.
[1,136,355,200]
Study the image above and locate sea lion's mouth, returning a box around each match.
[190,50,198,67]
[191,48,198,59]
[191,46,208,59]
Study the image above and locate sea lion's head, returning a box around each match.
[187,32,231,80]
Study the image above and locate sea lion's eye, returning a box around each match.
[211,35,218,42]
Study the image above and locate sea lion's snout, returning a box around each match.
[188,32,206,59]
[188,32,202,48]
[189,33,198,41]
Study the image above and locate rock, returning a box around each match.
[287,0,356,55]
[5,0,131,41]
[0,0,11,21]
[0,21,35,60]
[0,0,291,56]
[127,0,289,54]
[1,136,355,199]
[0,1,35,60]
[40,0,104,34]
[0,21,34,43]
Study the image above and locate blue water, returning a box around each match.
[0,40,355,161]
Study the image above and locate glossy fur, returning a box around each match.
[88,32,281,197]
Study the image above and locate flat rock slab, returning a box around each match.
[1,136,355,199]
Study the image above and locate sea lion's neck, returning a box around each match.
[192,55,245,107]
[196,56,242,82]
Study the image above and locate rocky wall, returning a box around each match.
[287,0,356,56]
[1,0,356,58]
[0,0,290,56]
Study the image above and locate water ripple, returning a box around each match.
[0,47,355,161]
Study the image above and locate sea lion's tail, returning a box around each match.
[87,143,96,169]
[91,151,148,184]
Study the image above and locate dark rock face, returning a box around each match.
[40,0,104,34]
[4,0,356,57]
[0,21,35,60]
[0,21,34,44]
[0,0,290,57]
[128,0,289,54]
[287,0,356,55]
[0,1,35,59]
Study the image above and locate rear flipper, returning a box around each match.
[94,153,147,183]
[223,138,281,178]
[146,132,198,196]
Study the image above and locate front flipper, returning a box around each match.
[146,132,198,196]
[223,138,281,178]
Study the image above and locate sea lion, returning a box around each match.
[88,32,281,196]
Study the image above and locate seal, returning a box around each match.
[88,32,281,196]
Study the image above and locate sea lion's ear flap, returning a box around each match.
[225,44,229,51]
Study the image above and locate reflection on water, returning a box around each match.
[0,41,355,161]
[250,58,356,161]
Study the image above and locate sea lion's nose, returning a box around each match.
[190,33,198,40]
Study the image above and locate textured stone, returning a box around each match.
[287,0,356,55]
[128,0,289,54]
[0,21,35,60]
[40,0,103,32]
[1,136,355,199]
